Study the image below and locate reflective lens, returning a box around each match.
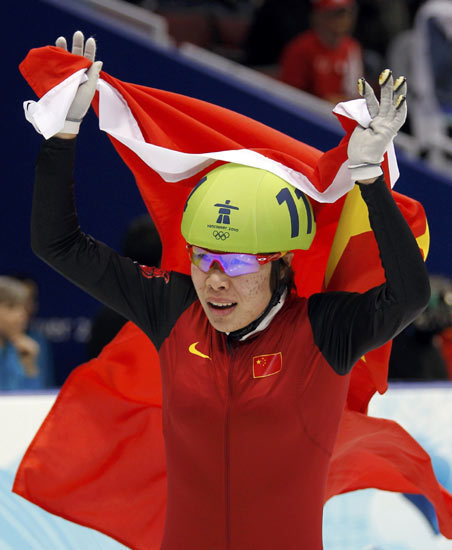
[187,245,285,277]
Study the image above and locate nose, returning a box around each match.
[206,263,230,291]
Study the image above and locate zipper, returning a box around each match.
[225,336,234,550]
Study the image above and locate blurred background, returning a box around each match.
[2,0,452,386]
[1,0,452,547]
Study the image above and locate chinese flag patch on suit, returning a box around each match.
[253,353,282,378]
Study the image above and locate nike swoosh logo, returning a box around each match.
[189,342,211,360]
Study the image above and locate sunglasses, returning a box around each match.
[187,245,287,277]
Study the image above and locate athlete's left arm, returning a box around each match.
[308,175,430,374]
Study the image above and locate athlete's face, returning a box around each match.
[191,261,273,333]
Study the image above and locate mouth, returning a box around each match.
[207,300,237,316]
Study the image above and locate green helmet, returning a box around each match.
[181,163,316,253]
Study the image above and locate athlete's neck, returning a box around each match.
[228,287,288,341]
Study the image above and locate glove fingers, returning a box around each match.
[393,76,407,97]
[82,61,103,102]
[86,60,103,82]
[71,30,85,57]
[378,69,393,117]
[393,76,408,129]
[394,95,407,129]
[84,37,96,62]
[55,36,67,51]
[358,78,379,119]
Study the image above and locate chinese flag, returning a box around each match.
[252,353,282,378]
[13,46,452,550]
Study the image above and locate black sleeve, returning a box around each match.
[31,137,197,350]
[308,176,430,375]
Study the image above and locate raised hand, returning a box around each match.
[347,69,407,183]
[55,30,103,137]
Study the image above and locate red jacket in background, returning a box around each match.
[280,30,363,101]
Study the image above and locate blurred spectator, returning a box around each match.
[13,274,55,387]
[153,0,253,60]
[279,0,363,104]
[409,0,452,155]
[354,0,415,60]
[87,215,163,359]
[439,326,452,379]
[434,278,452,379]
[389,275,452,381]
[0,276,45,391]
[121,214,162,267]
[149,0,246,7]
[241,0,310,68]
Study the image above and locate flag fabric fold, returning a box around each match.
[327,408,452,538]
[14,324,166,550]
[14,46,452,549]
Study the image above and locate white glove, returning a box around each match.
[55,30,103,135]
[347,69,407,182]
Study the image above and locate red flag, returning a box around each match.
[14,324,166,550]
[327,408,452,538]
[14,46,452,549]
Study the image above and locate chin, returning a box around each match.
[206,311,248,333]
[208,317,238,333]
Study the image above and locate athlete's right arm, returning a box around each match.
[31,136,197,349]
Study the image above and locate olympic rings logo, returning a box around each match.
[213,230,230,240]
